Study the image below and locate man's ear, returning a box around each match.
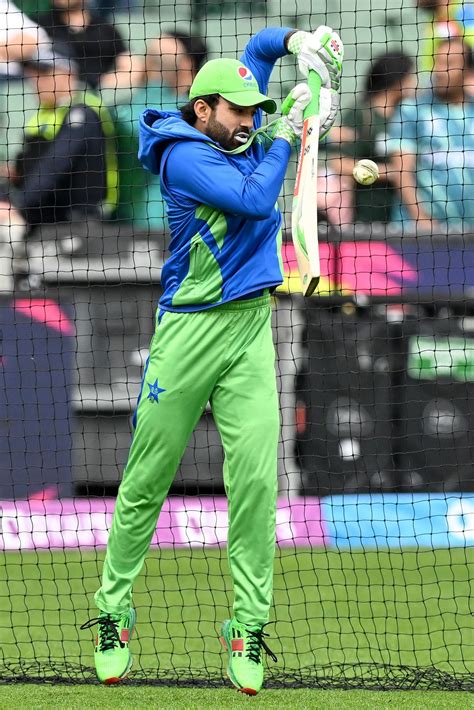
[194,98,211,124]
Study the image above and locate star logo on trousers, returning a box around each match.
[147,378,166,403]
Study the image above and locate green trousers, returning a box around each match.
[95,295,279,626]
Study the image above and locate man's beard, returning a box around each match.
[206,113,250,151]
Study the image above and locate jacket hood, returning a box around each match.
[138,108,216,175]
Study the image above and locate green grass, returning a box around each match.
[1,547,473,690]
[1,686,473,710]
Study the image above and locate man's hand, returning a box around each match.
[272,83,312,145]
[288,26,344,91]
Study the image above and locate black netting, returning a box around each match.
[0,0,473,692]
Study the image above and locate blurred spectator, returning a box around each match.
[0,1,53,168]
[321,51,415,225]
[0,1,52,291]
[88,0,141,21]
[0,0,51,73]
[113,30,208,230]
[8,53,118,228]
[387,36,474,229]
[0,201,25,293]
[417,0,474,74]
[36,0,132,89]
[144,31,208,97]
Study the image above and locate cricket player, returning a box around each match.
[82,25,343,694]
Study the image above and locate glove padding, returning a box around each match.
[272,83,312,145]
[273,83,339,144]
[319,86,340,139]
[288,26,344,91]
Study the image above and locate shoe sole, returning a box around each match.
[220,627,259,696]
[103,654,133,686]
[101,609,136,686]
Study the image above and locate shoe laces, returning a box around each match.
[245,625,278,665]
[80,615,123,652]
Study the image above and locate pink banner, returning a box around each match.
[0,497,326,551]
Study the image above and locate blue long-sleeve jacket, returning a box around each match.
[138,27,293,311]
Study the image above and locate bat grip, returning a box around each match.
[304,71,322,118]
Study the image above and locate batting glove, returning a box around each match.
[319,86,340,139]
[288,26,344,91]
[272,83,312,145]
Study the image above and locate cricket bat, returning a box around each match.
[291,70,322,297]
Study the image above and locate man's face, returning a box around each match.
[204,98,257,151]
[432,38,469,99]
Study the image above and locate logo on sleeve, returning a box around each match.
[147,378,166,403]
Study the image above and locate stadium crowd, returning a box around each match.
[322,0,474,230]
[0,0,473,280]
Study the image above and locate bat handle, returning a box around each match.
[304,71,322,118]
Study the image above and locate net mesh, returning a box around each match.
[0,0,473,692]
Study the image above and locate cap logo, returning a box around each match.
[238,67,254,81]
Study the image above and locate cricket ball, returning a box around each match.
[352,159,379,186]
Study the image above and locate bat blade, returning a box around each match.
[291,71,322,297]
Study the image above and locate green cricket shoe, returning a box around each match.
[220,618,277,695]
[81,608,136,684]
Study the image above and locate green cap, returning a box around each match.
[189,58,277,113]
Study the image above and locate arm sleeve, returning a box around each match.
[240,27,292,92]
[13,107,101,219]
[163,138,292,220]
[385,100,419,156]
[240,27,294,130]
